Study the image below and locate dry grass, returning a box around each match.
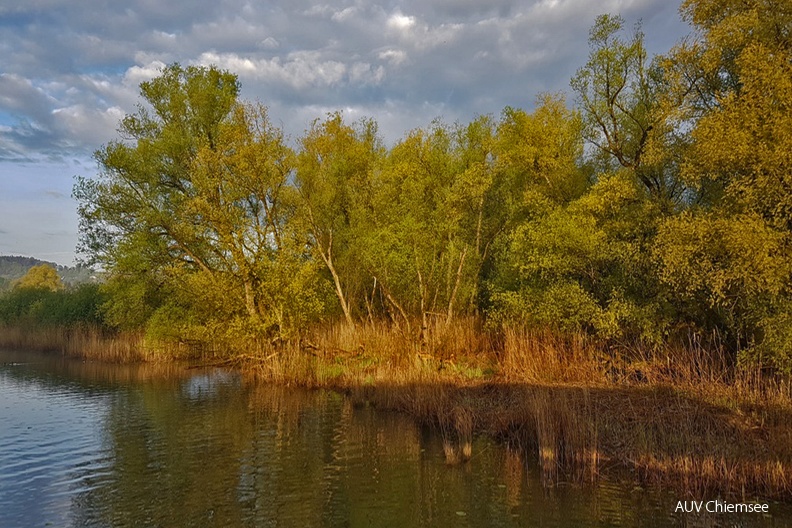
[0,324,157,362]
[241,319,792,499]
[4,317,792,499]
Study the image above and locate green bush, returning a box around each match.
[0,283,106,328]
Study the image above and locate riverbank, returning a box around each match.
[246,321,792,500]
[2,320,791,500]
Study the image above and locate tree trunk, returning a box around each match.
[244,279,260,323]
[316,229,353,325]
[376,277,411,334]
[324,252,353,325]
[446,248,467,325]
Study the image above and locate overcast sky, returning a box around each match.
[0,0,690,265]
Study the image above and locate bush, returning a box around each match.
[0,283,106,328]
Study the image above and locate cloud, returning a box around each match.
[193,51,385,92]
[0,0,690,262]
[0,0,688,159]
[0,74,56,126]
[378,49,408,66]
[387,12,417,31]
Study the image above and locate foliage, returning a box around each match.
[66,4,792,371]
[75,64,323,343]
[0,256,96,288]
[491,171,668,344]
[571,15,685,208]
[295,113,383,323]
[0,283,106,327]
[653,0,792,368]
[14,264,64,291]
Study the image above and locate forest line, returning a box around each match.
[2,0,792,372]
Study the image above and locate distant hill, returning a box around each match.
[0,255,98,290]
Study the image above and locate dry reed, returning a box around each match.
[5,317,792,499]
[1,324,154,362]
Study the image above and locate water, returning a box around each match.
[1,349,790,527]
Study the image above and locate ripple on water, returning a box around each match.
[0,368,113,527]
[3,354,792,527]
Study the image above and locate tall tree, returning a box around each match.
[75,65,318,340]
[362,122,472,331]
[572,15,683,206]
[655,0,792,367]
[295,113,383,324]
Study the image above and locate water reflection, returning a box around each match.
[0,349,789,527]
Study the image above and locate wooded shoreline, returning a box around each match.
[3,0,792,504]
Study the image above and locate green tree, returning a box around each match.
[444,114,500,317]
[492,170,667,343]
[295,113,383,324]
[362,121,474,331]
[74,64,240,333]
[654,0,792,368]
[14,264,64,291]
[571,15,683,207]
[75,64,321,343]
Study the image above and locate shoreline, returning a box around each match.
[1,321,791,500]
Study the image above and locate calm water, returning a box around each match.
[1,349,790,527]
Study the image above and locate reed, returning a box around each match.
[240,319,792,499]
[5,317,792,499]
[0,324,155,362]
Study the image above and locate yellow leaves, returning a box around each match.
[496,95,586,202]
[681,37,792,223]
[655,212,789,305]
[14,264,64,292]
[681,0,792,55]
[572,172,641,218]
[512,210,606,282]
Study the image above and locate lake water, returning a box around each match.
[1,348,789,527]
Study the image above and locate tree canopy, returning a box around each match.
[14,264,64,292]
[73,1,792,370]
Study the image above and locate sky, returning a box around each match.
[0,0,690,266]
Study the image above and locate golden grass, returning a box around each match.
[240,319,792,499]
[0,324,155,362]
[4,317,792,499]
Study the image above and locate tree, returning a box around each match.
[360,121,480,331]
[74,64,240,326]
[654,0,792,368]
[668,0,792,228]
[492,170,668,343]
[364,123,447,328]
[14,264,63,291]
[571,15,684,206]
[295,113,383,324]
[75,64,321,342]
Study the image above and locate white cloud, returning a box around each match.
[51,104,124,147]
[303,4,334,17]
[123,61,168,88]
[332,6,358,22]
[388,12,417,31]
[378,49,408,66]
[194,51,384,90]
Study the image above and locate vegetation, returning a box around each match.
[2,0,792,499]
[65,0,792,375]
[0,255,96,291]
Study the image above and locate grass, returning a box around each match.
[3,317,792,500]
[0,324,156,362]
[245,319,792,499]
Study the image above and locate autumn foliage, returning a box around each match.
[68,1,792,371]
